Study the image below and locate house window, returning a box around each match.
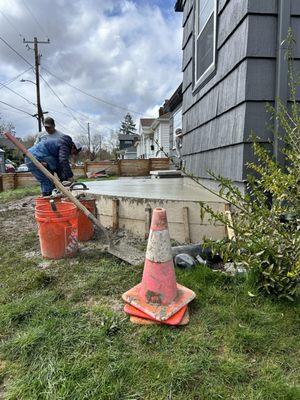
[194,0,217,87]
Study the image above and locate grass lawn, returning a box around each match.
[0,187,40,204]
[0,189,299,399]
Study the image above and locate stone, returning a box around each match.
[174,253,196,269]
[224,262,247,276]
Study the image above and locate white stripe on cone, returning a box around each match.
[145,229,172,263]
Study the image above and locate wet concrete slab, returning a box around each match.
[85,177,223,203]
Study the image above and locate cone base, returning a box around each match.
[124,303,187,325]
[129,308,190,326]
[122,283,196,321]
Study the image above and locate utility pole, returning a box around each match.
[87,122,91,154]
[23,37,50,132]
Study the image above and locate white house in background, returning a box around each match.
[136,118,155,159]
[136,113,171,159]
[151,113,170,158]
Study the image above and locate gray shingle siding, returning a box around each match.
[178,0,300,182]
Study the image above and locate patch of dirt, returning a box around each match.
[37,261,52,270]
[24,250,40,259]
[0,195,36,212]
[0,209,36,240]
[0,195,148,265]
[0,196,37,242]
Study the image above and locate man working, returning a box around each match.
[34,117,64,144]
[27,135,82,196]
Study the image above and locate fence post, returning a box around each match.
[0,175,3,192]
[148,159,152,175]
[117,160,121,176]
[13,173,18,189]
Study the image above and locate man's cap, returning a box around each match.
[73,140,83,151]
[44,117,55,127]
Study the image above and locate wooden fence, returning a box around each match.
[0,158,170,192]
[84,158,170,177]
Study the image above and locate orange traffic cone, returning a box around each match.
[124,303,188,326]
[122,207,196,324]
[129,308,190,326]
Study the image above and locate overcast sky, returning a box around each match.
[0,0,182,141]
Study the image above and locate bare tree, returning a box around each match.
[22,134,38,148]
[105,130,119,160]
[76,132,103,161]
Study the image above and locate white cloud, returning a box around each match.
[0,0,182,139]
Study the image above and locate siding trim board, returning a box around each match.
[183,140,270,157]
[218,0,229,15]
[182,54,278,115]
[182,1,193,27]
[183,99,274,139]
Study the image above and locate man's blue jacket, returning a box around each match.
[28,135,74,181]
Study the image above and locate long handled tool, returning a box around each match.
[2,131,111,245]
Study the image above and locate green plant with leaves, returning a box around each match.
[201,31,300,301]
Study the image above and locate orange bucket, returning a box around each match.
[35,202,78,259]
[63,198,96,242]
[35,196,61,208]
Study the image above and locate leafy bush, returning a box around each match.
[200,31,300,301]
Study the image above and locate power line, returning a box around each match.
[41,66,144,116]
[0,10,23,37]
[2,84,37,106]
[54,119,76,136]
[21,0,49,39]
[0,67,33,89]
[0,106,30,116]
[0,36,143,118]
[0,36,33,67]
[0,36,90,131]
[0,100,35,117]
[45,107,88,122]
[45,107,116,134]
[40,74,87,133]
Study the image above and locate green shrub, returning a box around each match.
[200,31,300,301]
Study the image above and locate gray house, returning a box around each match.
[175,0,300,183]
[117,134,139,159]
